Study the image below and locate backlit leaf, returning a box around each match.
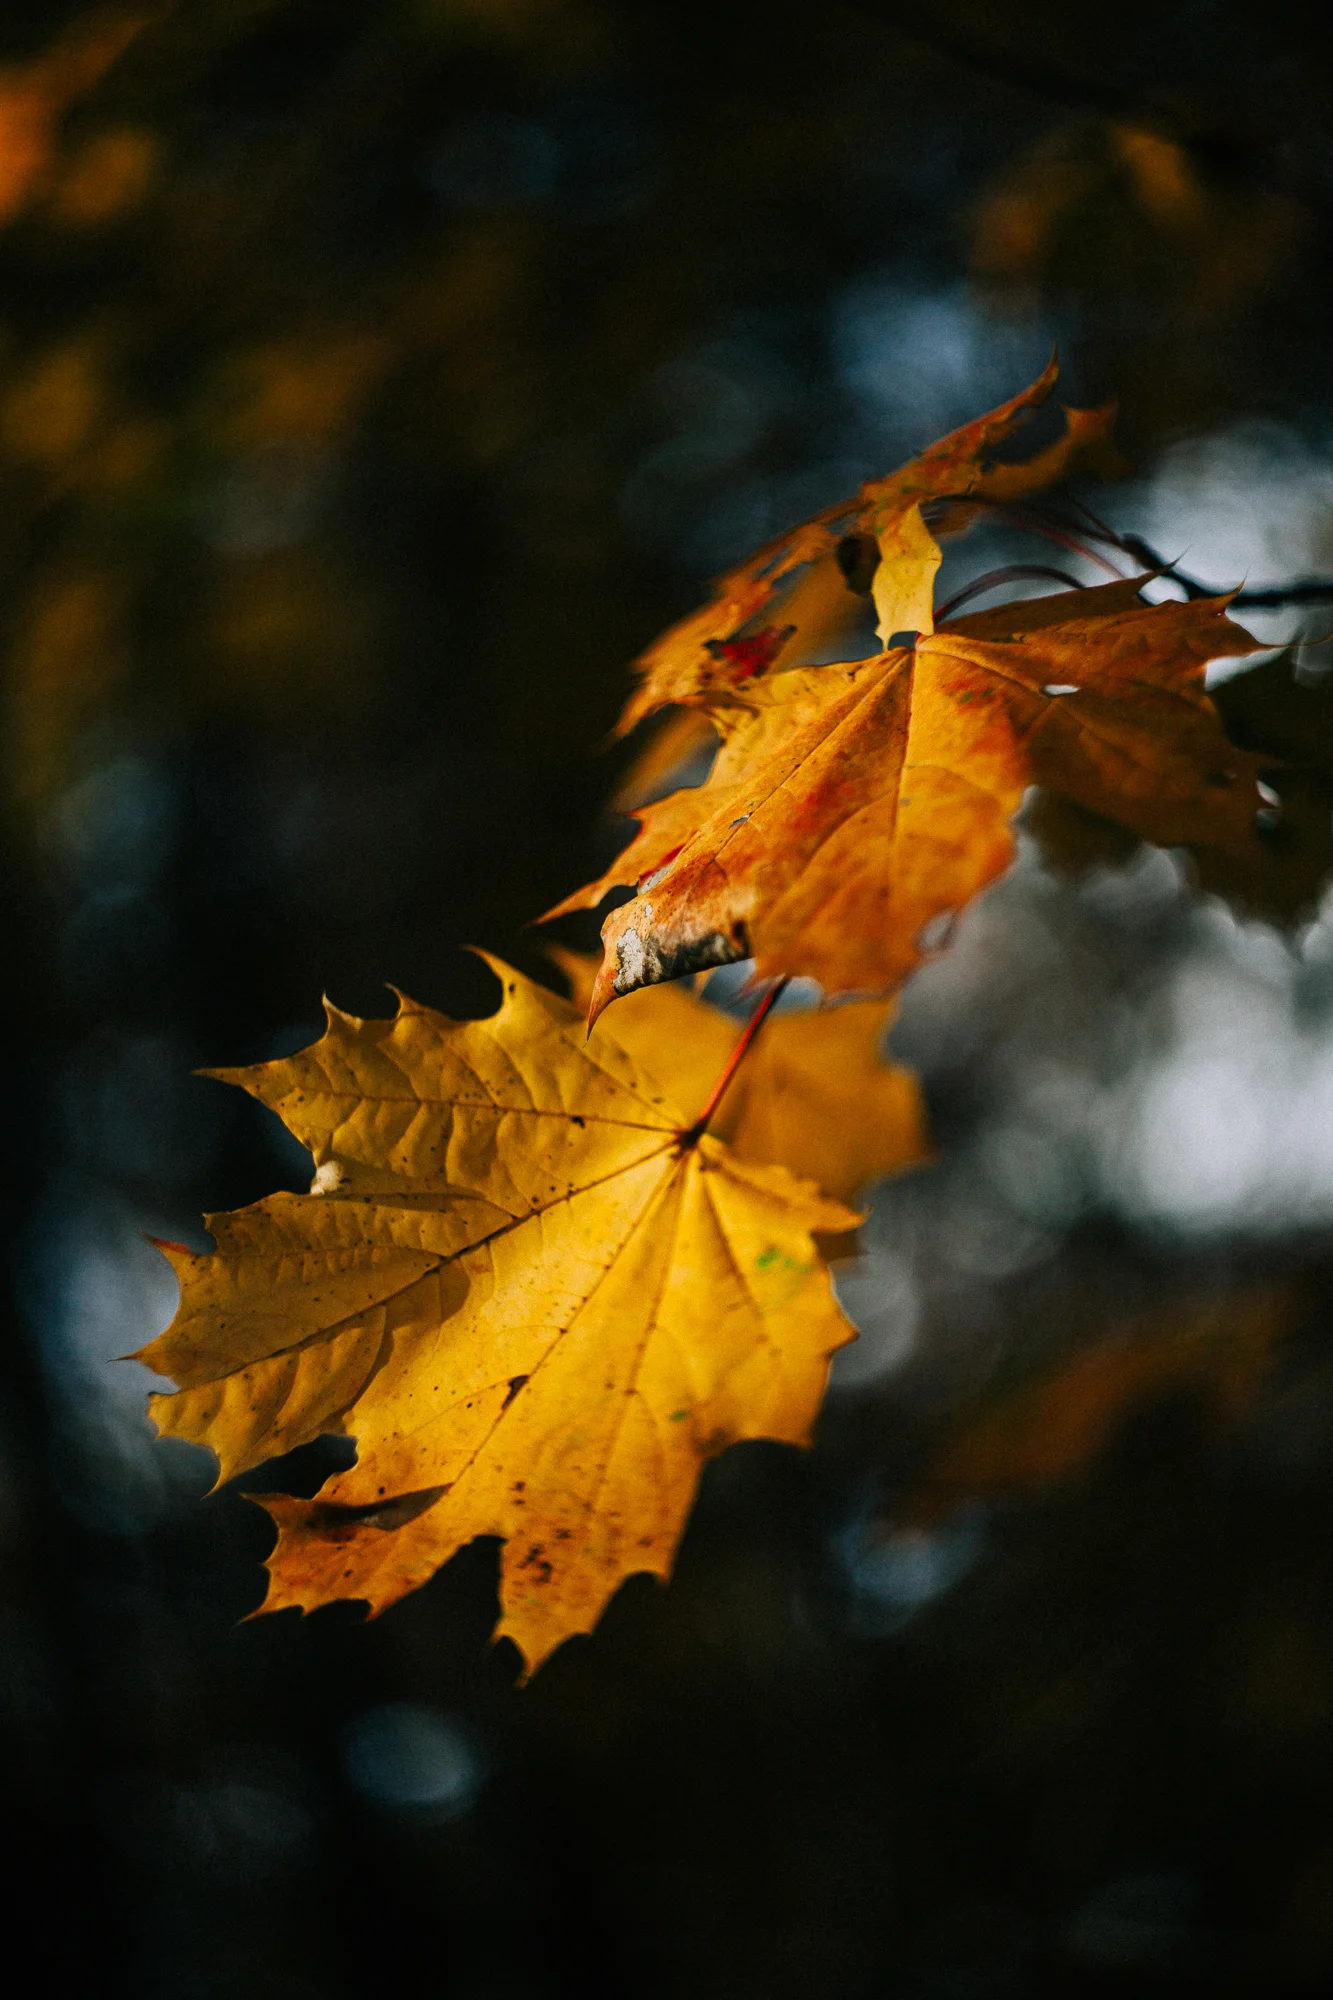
[553,582,1266,1015]
[137,959,858,1676]
[615,359,1120,740]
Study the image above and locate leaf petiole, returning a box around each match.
[679,976,791,1148]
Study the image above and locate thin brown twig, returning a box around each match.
[944,492,1333,615]
[936,563,1087,622]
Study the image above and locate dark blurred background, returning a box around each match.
[10,3,1333,1993]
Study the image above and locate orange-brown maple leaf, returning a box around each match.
[550,582,1266,1015]
[615,356,1120,745]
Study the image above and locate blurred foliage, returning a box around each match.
[911,1280,1300,1510]
[968,116,1311,436]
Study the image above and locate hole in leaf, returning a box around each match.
[917,908,957,953]
[836,532,879,595]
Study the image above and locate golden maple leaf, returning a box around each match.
[137,959,859,1676]
[613,357,1120,779]
[546,946,929,1204]
[550,581,1266,1016]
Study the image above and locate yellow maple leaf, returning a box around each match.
[137,959,858,1676]
[546,946,929,1204]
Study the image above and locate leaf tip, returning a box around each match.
[142,1232,192,1258]
[585,963,617,1031]
[1030,348,1060,400]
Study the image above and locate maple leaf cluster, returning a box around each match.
[139,363,1279,1675]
